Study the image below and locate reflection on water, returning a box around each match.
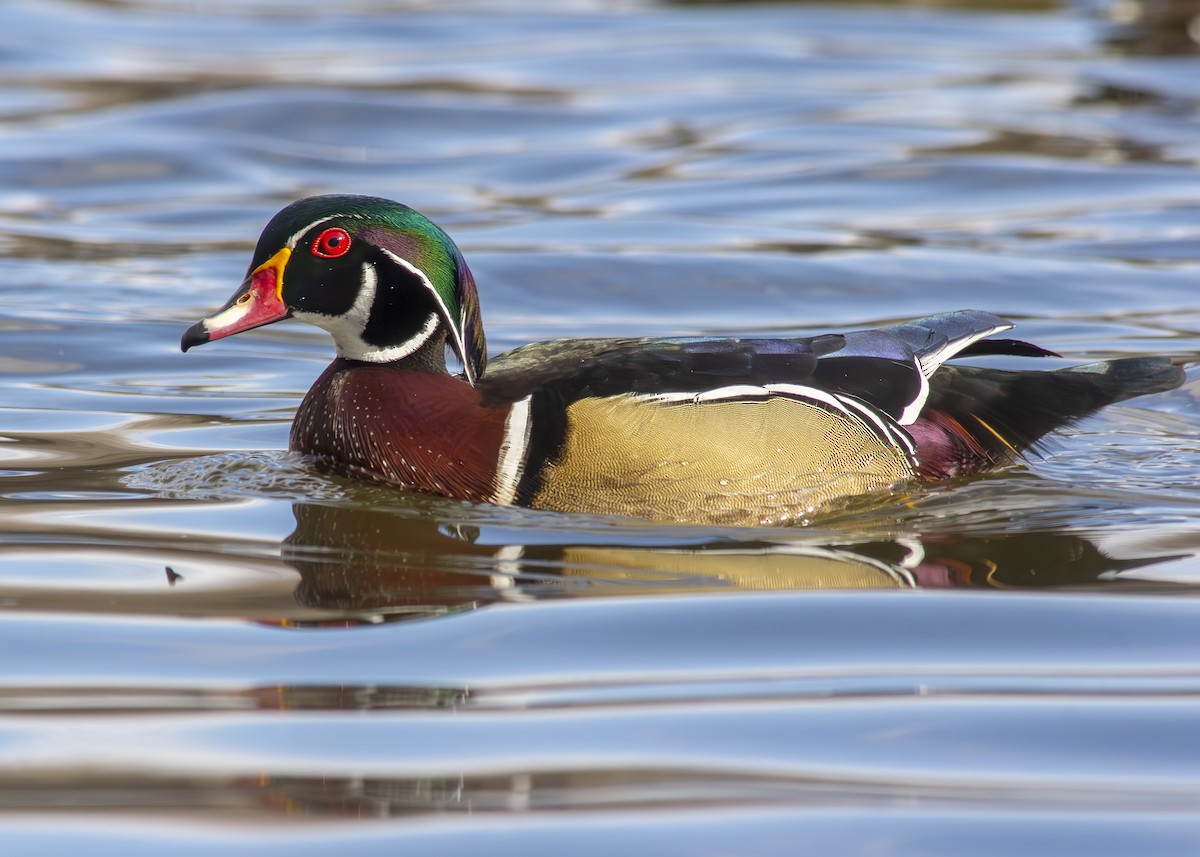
[1100,0,1200,55]
[281,500,1181,622]
[3,0,1200,851]
[0,487,1181,625]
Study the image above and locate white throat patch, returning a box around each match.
[282,211,471,374]
[293,261,441,363]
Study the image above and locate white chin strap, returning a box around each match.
[293,260,442,363]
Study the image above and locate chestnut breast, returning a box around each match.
[291,359,509,503]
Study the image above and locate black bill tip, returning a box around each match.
[180,321,210,352]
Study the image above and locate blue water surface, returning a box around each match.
[2,0,1200,852]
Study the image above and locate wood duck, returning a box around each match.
[181,195,1183,526]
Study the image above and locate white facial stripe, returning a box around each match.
[378,247,476,385]
[285,212,366,250]
[491,395,532,506]
[293,261,441,363]
[334,257,378,333]
[281,221,475,375]
[356,313,440,363]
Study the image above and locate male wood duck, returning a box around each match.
[182,195,1183,526]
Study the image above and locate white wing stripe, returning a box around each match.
[918,323,1012,376]
[834,393,917,458]
[898,356,930,426]
[640,382,916,460]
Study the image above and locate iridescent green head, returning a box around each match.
[181,194,487,384]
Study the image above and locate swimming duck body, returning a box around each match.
[182,195,1182,526]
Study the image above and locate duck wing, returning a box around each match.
[478,309,1023,417]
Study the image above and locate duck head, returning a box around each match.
[181,195,487,384]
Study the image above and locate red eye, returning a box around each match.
[311,227,351,259]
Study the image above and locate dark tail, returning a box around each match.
[916,356,1184,478]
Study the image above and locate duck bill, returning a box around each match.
[181,248,292,352]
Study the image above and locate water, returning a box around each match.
[3,0,1200,850]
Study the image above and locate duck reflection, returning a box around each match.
[254,767,822,818]
[281,500,1166,623]
[1098,0,1200,56]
